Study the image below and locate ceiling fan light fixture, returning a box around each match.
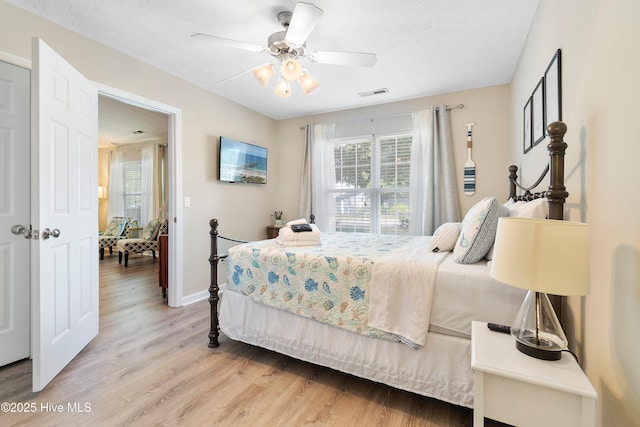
[299,70,319,94]
[274,78,292,98]
[194,3,378,101]
[252,63,274,86]
[281,56,303,81]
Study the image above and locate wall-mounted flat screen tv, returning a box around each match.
[218,136,268,184]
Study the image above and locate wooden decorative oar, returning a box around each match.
[464,122,476,196]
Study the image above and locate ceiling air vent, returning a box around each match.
[357,88,389,97]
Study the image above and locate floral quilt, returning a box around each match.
[226,232,416,343]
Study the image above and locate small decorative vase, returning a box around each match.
[275,219,285,226]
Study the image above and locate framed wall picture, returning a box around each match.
[532,77,545,147]
[523,96,532,154]
[544,49,562,134]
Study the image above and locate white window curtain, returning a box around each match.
[157,144,168,218]
[140,145,156,227]
[408,106,460,236]
[107,144,162,228]
[311,123,337,231]
[298,124,313,220]
[107,150,124,219]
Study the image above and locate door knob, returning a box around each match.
[11,224,27,235]
[41,228,60,239]
[11,224,36,239]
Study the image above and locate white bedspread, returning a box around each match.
[367,236,448,348]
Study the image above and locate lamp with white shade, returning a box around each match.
[489,217,590,361]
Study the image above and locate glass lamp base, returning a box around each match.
[511,291,567,361]
[515,337,562,360]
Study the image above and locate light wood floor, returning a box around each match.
[0,253,508,426]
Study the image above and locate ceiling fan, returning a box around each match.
[191,2,377,97]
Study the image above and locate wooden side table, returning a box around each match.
[158,234,168,298]
[127,227,143,238]
[266,225,283,239]
[471,321,596,427]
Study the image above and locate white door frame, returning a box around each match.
[95,83,183,307]
[0,51,183,308]
[0,51,30,70]
[0,51,183,307]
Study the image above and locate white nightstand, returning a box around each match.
[471,321,597,427]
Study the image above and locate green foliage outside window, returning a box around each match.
[332,134,411,235]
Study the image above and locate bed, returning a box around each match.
[207,121,570,408]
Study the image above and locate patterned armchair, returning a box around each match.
[99,216,132,260]
[116,218,168,267]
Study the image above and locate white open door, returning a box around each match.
[31,38,99,392]
[0,61,31,367]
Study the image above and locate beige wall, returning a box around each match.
[510,0,640,425]
[274,84,513,221]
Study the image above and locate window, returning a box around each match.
[332,133,411,234]
[122,152,142,223]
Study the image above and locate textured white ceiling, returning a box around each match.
[98,95,168,147]
[8,0,539,123]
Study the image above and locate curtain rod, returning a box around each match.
[333,104,464,126]
[105,141,166,151]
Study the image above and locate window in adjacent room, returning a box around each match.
[332,133,411,234]
[122,150,142,223]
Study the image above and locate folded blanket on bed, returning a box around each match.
[368,236,448,348]
[275,224,322,246]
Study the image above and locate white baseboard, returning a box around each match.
[179,282,228,306]
[181,289,209,306]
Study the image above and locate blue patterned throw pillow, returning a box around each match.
[103,217,127,236]
[453,196,509,264]
[142,219,161,240]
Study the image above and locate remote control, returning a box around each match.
[291,224,313,232]
[487,323,511,334]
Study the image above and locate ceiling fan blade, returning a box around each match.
[218,67,254,84]
[190,33,264,53]
[311,51,378,67]
[284,2,323,46]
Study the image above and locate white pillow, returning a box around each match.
[485,244,495,260]
[508,198,548,219]
[503,198,516,208]
[453,196,509,264]
[429,222,461,253]
[485,198,546,261]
